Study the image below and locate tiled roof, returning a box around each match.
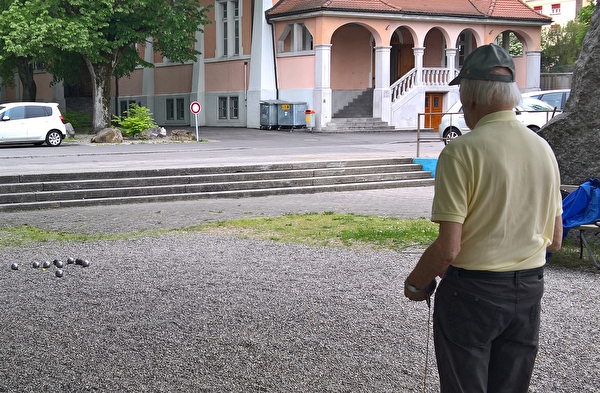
[266,0,552,22]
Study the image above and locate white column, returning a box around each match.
[526,51,542,92]
[191,29,207,125]
[313,44,332,131]
[142,39,155,115]
[373,46,391,123]
[247,0,277,128]
[445,48,457,82]
[413,47,424,85]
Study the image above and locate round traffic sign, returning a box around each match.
[190,101,202,114]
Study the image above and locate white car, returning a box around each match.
[522,89,570,111]
[0,102,67,147]
[438,97,556,145]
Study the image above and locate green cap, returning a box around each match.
[449,44,515,85]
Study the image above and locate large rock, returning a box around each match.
[91,128,123,144]
[538,4,600,185]
[170,129,196,141]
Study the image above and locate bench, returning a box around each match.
[562,185,600,269]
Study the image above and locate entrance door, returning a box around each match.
[424,93,443,129]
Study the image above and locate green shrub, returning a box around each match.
[112,103,157,138]
[62,109,92,129]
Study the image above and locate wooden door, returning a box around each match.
[425,93,443,129]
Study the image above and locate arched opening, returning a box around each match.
[390,27,415,83]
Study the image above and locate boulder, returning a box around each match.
[65,123,75,137]
[170,129,196,141]
[538,4,600,185]
[145,127,167,139]
[91,128,123,144]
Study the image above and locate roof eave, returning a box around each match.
[266,9,553,26]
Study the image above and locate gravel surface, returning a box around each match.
[1,188,599,392]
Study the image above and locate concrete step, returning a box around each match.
[323,118,397,132]
[0,158,434,211]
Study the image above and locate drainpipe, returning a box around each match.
[268,19,280,100]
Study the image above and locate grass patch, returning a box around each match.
[0,225,155,250]
[199,213,438,250]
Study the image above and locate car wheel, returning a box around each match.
[443,127,462,145]
[46,130,63,147]
[527,125,540,133]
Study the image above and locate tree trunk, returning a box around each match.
[16,58,37,101]
[84,58,116,133]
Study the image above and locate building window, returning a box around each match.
[218,96,239,120]
[120,100,140,116]
[217,0,241,58]
[166,98,185,121]
[278,23,313,53]
[534,5,542,13]
[551,3,561,14]
[457,31,473,68]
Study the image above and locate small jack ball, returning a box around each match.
[81,260,90,268]
[67,257,75,265]
[55,261,64,269]
[42,261,52,268]
[55,269,64,278]
[11,263,18,270]
[32,261,41,269]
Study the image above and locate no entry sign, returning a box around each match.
[190,101,202,114]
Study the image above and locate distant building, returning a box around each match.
[526,0,592,26]
[2,0,553,131]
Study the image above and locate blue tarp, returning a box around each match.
[562,178,600,234]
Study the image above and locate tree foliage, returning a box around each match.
[0,0,211,132]
[541,1,596,73]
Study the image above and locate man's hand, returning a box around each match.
[404,279,429,301]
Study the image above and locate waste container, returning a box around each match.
[305,109,315,130]
[260,100,286,130]
[277,102,307,129]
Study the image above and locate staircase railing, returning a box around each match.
[391,68,417,102]
[422,67,452,86]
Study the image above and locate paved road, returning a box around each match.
[1,128,442,234]
[0,127,443,175]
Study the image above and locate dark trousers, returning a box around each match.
[433,265,544,393]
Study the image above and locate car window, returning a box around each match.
[25,105,52,118]
[538,93,562,109]
[520,97,554,111]
[4,106,25,120]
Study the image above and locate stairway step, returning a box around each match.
[0,158,434,211]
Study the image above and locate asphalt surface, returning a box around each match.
[1,127,442,233]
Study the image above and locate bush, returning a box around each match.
[62,109,92,129]
[112,103,157,138]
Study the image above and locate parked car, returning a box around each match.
[438,97,556,144]
[522,89,570,111]
[0,102,67,147]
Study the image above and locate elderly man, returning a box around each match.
[404,44,563,393]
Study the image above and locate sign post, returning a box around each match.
[190,101,202,141]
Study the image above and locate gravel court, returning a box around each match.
[1,185,600,392]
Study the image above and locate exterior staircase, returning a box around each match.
[0,158,434,212]
[323,89,396,132]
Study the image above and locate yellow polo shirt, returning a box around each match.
[432,110,562,272]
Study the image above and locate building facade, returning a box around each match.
[1,0,552,131]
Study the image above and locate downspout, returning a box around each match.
[267,19,280,100]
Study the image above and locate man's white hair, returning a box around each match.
[459,78,521,108]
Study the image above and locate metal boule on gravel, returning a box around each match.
[10,263,18,270]
[66,257,75,265]
[42,261,52,268]
[81,259,90,268]
[55,269,64,278]
[32,261,41,269]
[75,258,83,265]
[55,260,64,268]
